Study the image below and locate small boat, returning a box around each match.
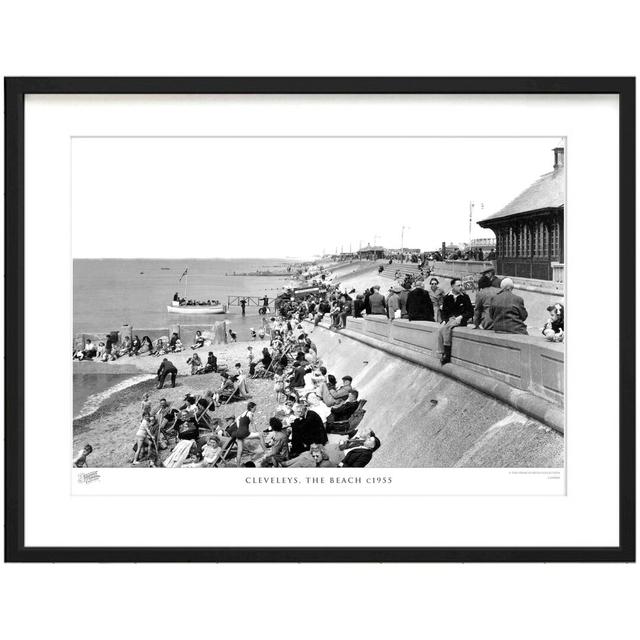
[167,265,226,314]
[167,301,227,315]
[160,267,171,270]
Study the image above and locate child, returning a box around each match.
[542,303,564,342]
[73,444,93,468]
[273,366,285,402]
[141,392,152,417]
[247,346,256,376]
[229,328,237,343]
[257,327,265,340]
[250,327,257,340]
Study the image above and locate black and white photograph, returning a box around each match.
[72,136,566,476]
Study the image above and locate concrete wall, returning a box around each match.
[347,316,564,409]
[308,322,564,467]
[430,260,496,278]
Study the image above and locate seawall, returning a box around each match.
[307,320,563,468]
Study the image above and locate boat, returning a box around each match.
[167,301,227,315]
[166,265,226,314]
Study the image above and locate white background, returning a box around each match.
[29,94,605,543]
[1,2,638,639]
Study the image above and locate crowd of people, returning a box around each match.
[75,262,563,469]
[286,265,563,367]
[172,292,222,307]
[73,331,188,362]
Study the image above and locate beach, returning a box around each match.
[73,338,281,467]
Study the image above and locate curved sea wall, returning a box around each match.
[307,319,564,468]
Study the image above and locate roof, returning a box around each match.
[479,165,565,225]
[360,245,385,251]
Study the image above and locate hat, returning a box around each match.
[391,285,403,293]
[342,375,353,382]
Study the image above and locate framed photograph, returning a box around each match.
[4,77,635,562]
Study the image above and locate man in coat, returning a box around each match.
[338,432,381,468]
[472,275,501,329]
[398,284,410,319]
[386,285,402,320]
[406,280,435,321]
[157,358,178,389]
[437,278,474,364]
[368,285,387,315]
[488,278,528,334]
[289,403,328,458]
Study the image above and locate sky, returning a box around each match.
[72,136,564,259]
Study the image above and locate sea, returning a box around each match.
[73,258,298,418]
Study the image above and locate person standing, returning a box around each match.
[437,278,474,364]
[488,278,528,335]
[157,358,178,389]
[406,280,435,322]
[240,298,247,315]
[398,284,410,319]
[368,285,386,315]
[427,277,445,323]
[386,285,401,320]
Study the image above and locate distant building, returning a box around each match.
[478,147,565,281]
[358,245,385,260]
[469,237,496,252]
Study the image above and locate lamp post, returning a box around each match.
[401,225,410,263]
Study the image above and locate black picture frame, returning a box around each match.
[4,77,635,563]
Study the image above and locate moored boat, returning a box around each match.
[167,301,226,314]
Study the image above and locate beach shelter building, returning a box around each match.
[478,146,565,281]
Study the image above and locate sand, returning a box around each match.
[73,338,281,467]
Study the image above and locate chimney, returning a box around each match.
[553,147,564,170]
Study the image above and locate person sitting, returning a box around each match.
[201,435,223,467]
[193,390,216,429]
[542,303,564,342]
[289,403,328,458]
[201,351,218,374]
[169,332,180,352]
[214,372,239,404]
[368,285,387,315]
[130,335,142,356]
[153,337,168,356]
[305,391,332,423]
[80,338,97,360]
[406,280,435,322]
[326,390,360,424]
[472,275,500,329]
[138,335,153,355]
[259,417,290,467]
[318,375,353,407]
[338,432,381,468]
[282,442,334,467]
[427,278,445,323]
[73,444,93,468]
[233,363,251,398]
[186,351,202,375]
[191,330,205,350]
[488,278,528,335]
[437,278,474,365]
